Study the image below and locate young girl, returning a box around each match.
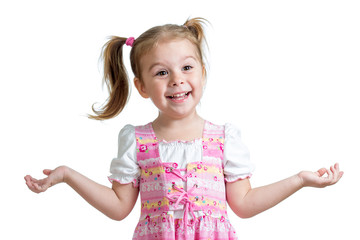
[24,18,343,240]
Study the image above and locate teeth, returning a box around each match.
[172,92,187,98]
[167,92,190,99]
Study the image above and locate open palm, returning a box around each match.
[24,167,66,193]
[298,163,343,188]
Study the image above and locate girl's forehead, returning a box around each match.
[155,38,196,53]
[142,38,200,62]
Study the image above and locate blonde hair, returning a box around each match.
[89,17,208,120]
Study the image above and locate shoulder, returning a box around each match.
[224,123,243,139]
[118,122,154,142]
[120,124,135,134]
[118,124,135,140]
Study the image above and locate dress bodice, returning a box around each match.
[108,121,254,239]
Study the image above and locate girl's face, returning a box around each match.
[134,38,206,120]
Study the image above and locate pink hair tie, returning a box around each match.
[125,37,135,47]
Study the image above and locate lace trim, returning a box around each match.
[108,176,139,187]
[224,174,252,183]
[158,138,203,146]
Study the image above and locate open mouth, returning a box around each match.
[166,91,191,100]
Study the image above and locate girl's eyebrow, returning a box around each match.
[148,62,163,72]
[147,56,198,72]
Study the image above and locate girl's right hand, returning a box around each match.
[297,163,343,188]
[24,166,68,193]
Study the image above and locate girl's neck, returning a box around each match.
[152,112,205,142]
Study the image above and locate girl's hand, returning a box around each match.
[24,166,68,193]
[298,163,344,188]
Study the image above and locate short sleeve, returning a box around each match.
[223,123,255,182]
[108,124,140,187]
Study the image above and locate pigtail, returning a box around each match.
[89,36,130,120]
[183,17,208,47]
[183,17,209,78]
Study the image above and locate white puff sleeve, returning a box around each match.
[108,124,140,187]
[223,123,255,182]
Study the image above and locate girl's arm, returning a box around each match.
[226,163,343,218]
[24,166,139,221]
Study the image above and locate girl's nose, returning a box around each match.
[169,73,184,86]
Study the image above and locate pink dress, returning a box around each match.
[109,121,254,240]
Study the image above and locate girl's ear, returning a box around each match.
[134,78,150,98]
[201,65,207,87]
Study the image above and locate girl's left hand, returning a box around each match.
[24,166,67,193]
[298,163,344,188]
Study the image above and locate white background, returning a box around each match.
[1,0,359,239]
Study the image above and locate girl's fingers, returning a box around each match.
[327,163,344,185]
[338,171,344,180]
[25,175,36,189]
[330,165,338,183]
[24,174,49,193]
[334,163,344,183]
[33,181,48,193]
[34,183,44,193]
[25,177,34,189]
[26,180,40,193]
[330,165,335,174]
[325,168,333,183]
[43,169,52,176]
[317,168,327,177]
[30,176,40,184]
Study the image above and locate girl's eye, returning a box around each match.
[183,65,192,71]
[156,70,168,76]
